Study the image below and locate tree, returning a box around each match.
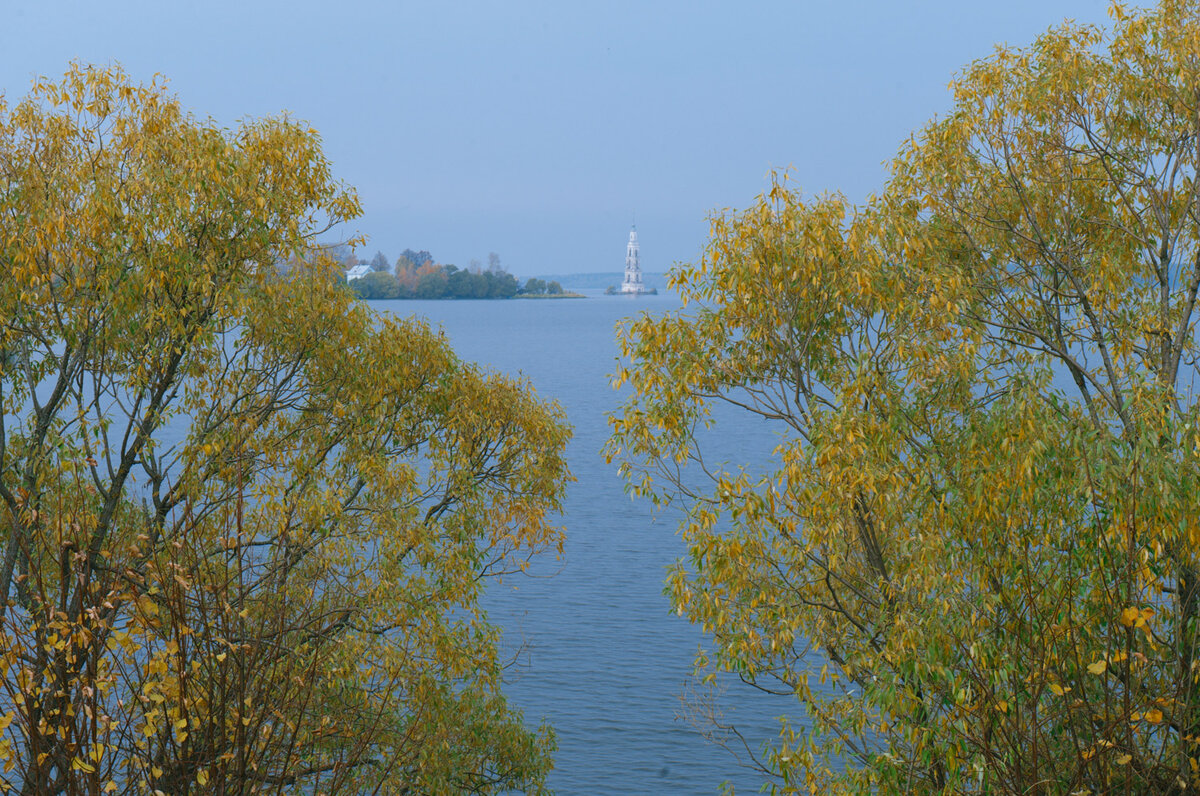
[414,263,448,299]
[522,278,546,296]
[399,249,432,269]
[0,65,570,794]
[608,3,1200,792]
[546,281,563,296]
[488,252,502,273]
[445,267,489,300]
[486,272,519,299]
[393,256,418,297]
[369,250,390,272]
[350,270,400,299]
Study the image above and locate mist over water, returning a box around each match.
[372,294,796,794]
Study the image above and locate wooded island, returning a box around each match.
[336,247,573,299]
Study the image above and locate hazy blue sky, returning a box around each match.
[2,1,1111,276]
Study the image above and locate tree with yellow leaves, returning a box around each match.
[609,2,1200,792]
[0,65,570,794]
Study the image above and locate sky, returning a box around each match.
[1,0,1113,277]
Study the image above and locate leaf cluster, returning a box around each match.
[609,2,1200,792]
[0,64,570,794]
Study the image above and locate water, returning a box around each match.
[369,294,795,794]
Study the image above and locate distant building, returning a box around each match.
[621,226,650,295]
[346,264,372,282]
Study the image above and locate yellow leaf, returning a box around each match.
[1146,708,1163,724]
[1116,753,1132,765]
[1087,660,1107,675]
[1049,683,1070,695]
[137,595,158,617]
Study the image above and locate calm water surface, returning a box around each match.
[370,295,797,794]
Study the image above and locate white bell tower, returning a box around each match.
[620,226,647,294]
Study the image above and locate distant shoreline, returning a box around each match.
[359,293,586,301]
[529,271,669,291]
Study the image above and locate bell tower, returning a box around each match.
[620,226,646,294]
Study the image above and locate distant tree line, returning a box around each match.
[324,245,433,269]
[340,247,519,299]
[352,260,519,300]
[329,246,570,300]
[521,278,563,295]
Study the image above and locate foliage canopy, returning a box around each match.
[0,65,570,794]
[610,2,1200,792]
